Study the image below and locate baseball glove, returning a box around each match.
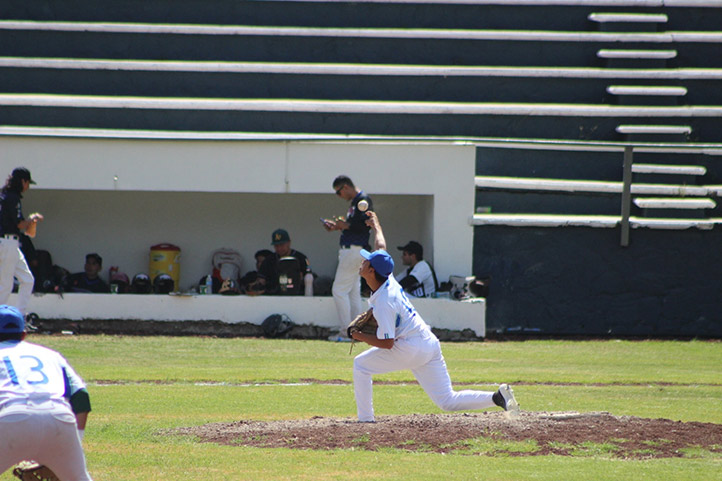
[12,462,60,481]
[347,308,378,338]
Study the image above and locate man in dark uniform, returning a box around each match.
[249,229,311,295]
[322,175,373,341]
[69,253,110,293]
[0,168,42,314]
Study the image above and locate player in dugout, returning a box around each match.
[247,228,311,296]
[349,211,520,423]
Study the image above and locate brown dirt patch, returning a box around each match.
[170,411,722,458]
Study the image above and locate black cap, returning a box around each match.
[397,241,423,258]
[271,228,291,245]
[12,167,35,185]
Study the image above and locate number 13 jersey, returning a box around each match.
[1,340,86,415]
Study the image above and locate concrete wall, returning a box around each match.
[474,218,722,338]
[12,293,486,337]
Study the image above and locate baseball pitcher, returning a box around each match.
[349,212,520,422]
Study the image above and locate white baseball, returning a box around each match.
[357,200,369,212]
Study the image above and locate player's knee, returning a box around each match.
[432,395,457,411]
[352,356,372,376]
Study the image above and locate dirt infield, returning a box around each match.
[171,411,722,458]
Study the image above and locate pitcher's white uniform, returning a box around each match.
[353,274,496,422]
[0,338,93,480]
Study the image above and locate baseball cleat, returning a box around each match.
[497,384,520,414]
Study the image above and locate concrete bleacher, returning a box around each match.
[4,1,721,31]
[3,58,722,107]
[1,1,722,140]
[474,143,722,226]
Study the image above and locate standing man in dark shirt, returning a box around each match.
[0,168,43,315]
[250,229,311,295]
[322,175,373,341]
[69,253,111,293]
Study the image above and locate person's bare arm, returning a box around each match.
[19,213,43,238]
[350,329,394,349]
[365,211,387,251]
[75,411,89,430]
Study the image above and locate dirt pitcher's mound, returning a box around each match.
[172,411,722,458]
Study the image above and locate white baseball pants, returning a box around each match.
[353,333,496,422]
[0,237,34,314]
[332,246,363,332]
[0,410,92,480]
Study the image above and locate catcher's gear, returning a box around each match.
[12,462,60,481]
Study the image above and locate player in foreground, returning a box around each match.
[349,212,519,422]
[0,305,93,480]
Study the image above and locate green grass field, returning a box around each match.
[2,335,720,480]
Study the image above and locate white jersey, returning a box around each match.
[367,274,431,340]
[0,340,86,415]
[396,260,436,298]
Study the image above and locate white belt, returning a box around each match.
[1,397,67,412]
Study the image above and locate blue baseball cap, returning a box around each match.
[360,249,394,277]
[0,305,25,334]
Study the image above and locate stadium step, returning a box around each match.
[597,49,678,59]
[474,175,719,197]
[2,0,721,31]
[3,57,720,105]
[2,94,722,140]
[1,21,721,67]
[632,197,715,219]
[3,57,722,105]
[616,124,692,142]
[588,12,668,32]
[606,85,687,106]
[471,213,722,230]
[631,163,706,176]
[597,49,677,68]
[631,162,706,185]
[633,197,716,209]
[607,86,688,97]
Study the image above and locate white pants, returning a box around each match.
[0,410,92,480]
[353,333,496,422]
[332,246,363,332]
[0,237,34,314]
